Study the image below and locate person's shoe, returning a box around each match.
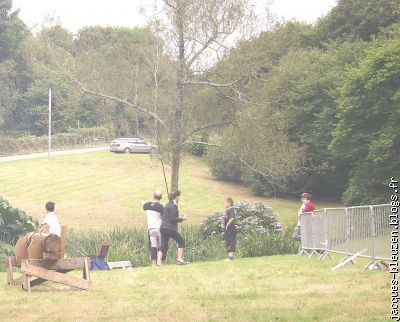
[225,257,234,261]
[176,259,189,265]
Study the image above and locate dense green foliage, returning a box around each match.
[0,197,38,244]
[205,1,400,204]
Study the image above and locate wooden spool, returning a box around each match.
[43,234,62,253]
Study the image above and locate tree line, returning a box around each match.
[0,0,399,205]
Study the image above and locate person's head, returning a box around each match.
[300,193,312,203]
[45,201,55,212]
[225,197,234,209]
[169,190,181,202]
[153,190,162,201]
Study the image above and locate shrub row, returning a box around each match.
[66,225,297,267]
[0,127,111,156]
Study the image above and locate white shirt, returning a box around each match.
[143,202,163,230]
[42,212,61,236]
[146,210,162,229]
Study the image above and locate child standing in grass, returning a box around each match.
[224,197,236,261]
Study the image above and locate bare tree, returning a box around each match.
[151,0,256,191]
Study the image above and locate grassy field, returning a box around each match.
[0,255,389,321]
[0,151,340,230]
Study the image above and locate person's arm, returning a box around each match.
[225,208,235,229]
[40,214,49,231]
[143,202,152,211]
[167,204,184,223]
[226,218,234,229]
[39,224,49,233]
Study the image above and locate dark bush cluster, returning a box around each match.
[186,132,209,156]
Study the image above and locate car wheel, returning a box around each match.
[124,147,131,154]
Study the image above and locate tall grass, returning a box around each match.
[67,226,297,267]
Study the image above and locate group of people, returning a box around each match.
[143,190,237,266]
[37,191,314,266]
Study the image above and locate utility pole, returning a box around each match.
[48,88,52,160]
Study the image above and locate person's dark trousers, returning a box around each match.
[160,228,185,261]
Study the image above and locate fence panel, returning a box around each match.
[326,208,347,254]
[300,212,313,250]
[372,204,391,260]
[312,209,326,251]
[346,206,373,257]
[299,204,390,262]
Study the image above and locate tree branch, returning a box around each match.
[182,121,232,141]
[35,60,167,128]
[183,75,247,87]
[181,141,286,191]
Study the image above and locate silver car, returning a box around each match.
[109,138,156,154]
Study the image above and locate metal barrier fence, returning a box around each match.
[299,204,390,268]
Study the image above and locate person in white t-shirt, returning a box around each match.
[40,201,61,237]
[142,190,164,267]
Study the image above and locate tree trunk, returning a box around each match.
[170,5,185,192]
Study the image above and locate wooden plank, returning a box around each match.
[12,275,23,285]
[27,235,45,260]
[27,258,86,270]
[5,256,12,285]
[21,270,31,293]
[30,270,73,287]
[107,261,133,270]
[15,236,29,266]
[83,257,90,280]
[60,226,68,258]
[21,262,92,290]
[43,252,62,260]
[4,256,17,267]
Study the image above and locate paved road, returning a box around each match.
[0,146,109,163]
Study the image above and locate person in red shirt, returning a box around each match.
[300,193,315,214]
[293,193,315,243]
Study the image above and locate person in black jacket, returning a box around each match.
[224,197,236,261]
[158,190,189,265]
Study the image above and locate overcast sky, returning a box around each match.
[12,0,338,33]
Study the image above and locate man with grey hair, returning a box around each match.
[142,190,164,267]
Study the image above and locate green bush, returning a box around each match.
[186,132,209,156]
[201,202,283,238]
[0,197,38,244]
[206,148,244,182]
